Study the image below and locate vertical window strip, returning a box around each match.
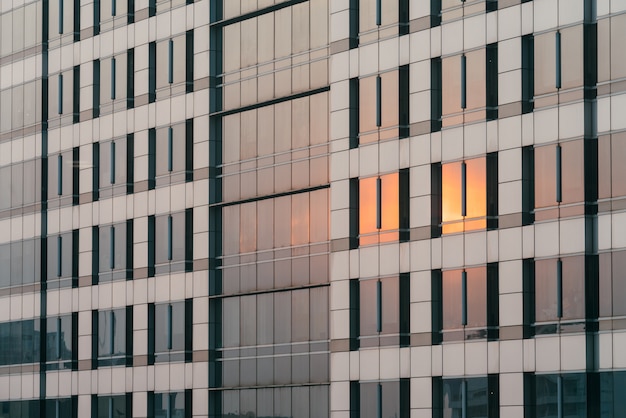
[110,142,116,184]
[461,162,467,217]
[110,311,116,355]
[375,75,382,127]
[167,127,173,172]
[108,397,113,418]
[110,226,115,269]
[111,58,116,100]
[166,393,172,418]
[168,39,174,84]
[556,259,563,318]
[376,177,382,229]
[167,216,173,261]
[556,144,562,203]
[461,270,467,326]
[460,55,467,109]
[167,304,173,350]
[59,0,64,34]
[56,399,60,418]
[377,384,382,418]
[461,380,467,418]
[56,317,62,359]
[376,280,382,333]
[555,31,562,89]
[58,154,63,195]
[112,0,116,16]
[557,375,563,418]
[58,75,64,114]
[57,236,63,277]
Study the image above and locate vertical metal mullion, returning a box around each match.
[108,397,113,418]
[57,236,63,277]
[461,271,467,326]
[167,216,173,261]
[375,0,381,26]
[166,393,172,418]
[376,177,382,229]
[167,127,173,172]
[58,154,63,195]
[56,399,60,418]
[58,74,64,114]
[556,259,563,318]
[167,304,173,350]
[56,317,62,359]
[112,0,116,16]
[110,311,115,355]
[110,141,116,184]
[461,162,467,217]
[555,32,562,89]
[557,375,563,418]
[168,39,174,84]
[556,144,562,203]
[376,280,382,333]
[110,226,115,270]
[375,75,382,127]
[111,58,116,100]
[461,380,467,418]
[461,55,467,109]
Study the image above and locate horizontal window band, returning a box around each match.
[208,382,329,392]
[210,86,330,118]
[210,0,308,28]
[210,183,330,208]
[208,281,329,300]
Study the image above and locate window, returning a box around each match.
[599,251,626,320]
[356,171,409,246]
[47,148,79,207]
[435,154,498,235]
[432,265,499,343]
[149,391,191,418]
[48,0,80,42]
[437,45,498,127]
[438,0,497,23]
[93,308,132,367]
[351,380,409,418]
[598,132,626,206]
[148,210,193,276]
[149,121,193,188]
[48,67,80,124]
[357,0,408,43]
[433,376,499,418]
[357,67,409,145]
[598,14,626,87]
[94,221,134,282]
[94,135,134,200]
[46,230,79,288]
[533,26,585,107]
[94,0,134,34]
[0,238,41,289]
[96,51,134,115]
[351,275,409,348]
[532,374,586,418]
[526,256,587,335]
[46,314,77,370]
[148,300,192,364]
[45,398,77,418]
[92,395,132,418]
[600,371,626,417]
[0,319,40,366]
[155,31,194,99]
[0,400,41,418]
[534,140,585,220]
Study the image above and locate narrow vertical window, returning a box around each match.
[375,75,382,127]
[376,280,382,333]
[375,0,381,26]
[58,75,64,114]
[111,58,116,100]
[110,142,116,184]
[167,304,173,350]
[109,226,115,269]
[556,259,563,318]
[377,383,382,418]
[59,0,64,34]
[112,0,116,16]
[167,127,173,172]
[108,397,113,418]
[167,215,173,261]
[57,155,63,195]
[109,311,115,355]
[56,317,62,359]
[168,39,174,84]
[57,236,63,277]
[375,177,382,229]
[461,161,467,217]
[460,54,467,109]
[556,144,562,203]
[461,270,467,326]
[555,32,562,89]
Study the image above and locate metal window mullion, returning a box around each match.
[377,383,382,418]
[56,317,62,359]
[110,226,115,270]
[58,74,64,114]
[110,311,115,355]
[59,0,64,34]
[376,280,382,333]
[112,0,116,16]
[167,216,173,261]
[376,177,382,230]
[555,32,562,89]
[375,75,382,127]
[461,271,467,326]
[57,236,63,277]
[556,259,563,318]
[57,154,63,195]
[167,304,173,350]
[168,39,174,84]
[557,375,563,418]
[375,0,381,26]
[108,397,113,418]
[461,380,467,418]
[111,58,116,100]
[461,55,467,109]
[168,127,173,172]
[556,144,562,203]
[110,141,116,184]
[461,162,467,217]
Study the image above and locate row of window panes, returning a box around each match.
[0,80,43,133]
[0,159,42,213]
[0,2,43,58]
[220,92,329,202]
[0,238,41,289]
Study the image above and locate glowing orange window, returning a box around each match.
[359,172,408,245]
[441,156,497,234]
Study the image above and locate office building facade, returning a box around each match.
[1,0,625,416]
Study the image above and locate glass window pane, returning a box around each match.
[534,32,557,96]
[561,26,584,90]
[535,145,557,208]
